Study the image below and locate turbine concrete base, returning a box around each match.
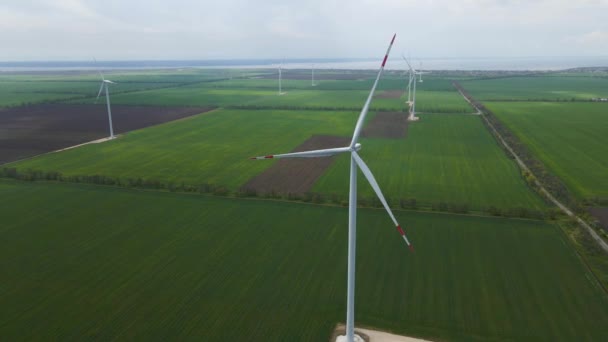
[335,334,365,342]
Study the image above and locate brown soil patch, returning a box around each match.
[0,104,214,164]
[375,90,403,99]
[361,112,408,139]
[243,135,350,194]
[589,207,608,233]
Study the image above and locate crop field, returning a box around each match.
[11,107,542,210]
[314,114,545,210]
[460,75,608,101]
[0,104,213,165]
[0,180,607,341]
[10,109,357,188]
[0,80,182,107]
[71,81,471,113]
[485,102,608,200]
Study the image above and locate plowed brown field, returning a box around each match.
[0,104,214,164]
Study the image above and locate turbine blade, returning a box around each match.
[95,82,104,103]
[349,33,396,148]
[352,151,414,251]
[250,146,351,160]
[401,54,413,72]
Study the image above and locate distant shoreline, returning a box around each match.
[1,56,607,72]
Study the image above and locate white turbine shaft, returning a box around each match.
[412,72,417,119]
[278,65,282,95]
[104,82,114,138]
[346,154,357,342]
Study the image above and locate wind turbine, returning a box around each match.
[94,61,117,139]
[402,55,414,105]
[402,57,420,121]
[251,34,413,342]
[312,63,316,87]
[278,60,286,95]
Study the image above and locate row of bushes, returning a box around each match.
[453,82,584,214]
[0,167,554,220]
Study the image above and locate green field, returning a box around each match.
[314,114,545,210]
[0,80,181,107]
[460,75,608,101]
[10,109,357,188]
[485,102,608,200]
[1,180,607,341]
[65,76,471,113]
[11,109,542,210]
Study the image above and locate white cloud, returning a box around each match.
[1,0,608,60]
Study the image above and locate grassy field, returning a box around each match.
[0,80,181,107]
[314,114,546,210]
[485,102,608,200]
[0,180,607,341]
[460,75,608,101]
[10,109,357,188]
[11,109,542,210]
[71,85,471,113]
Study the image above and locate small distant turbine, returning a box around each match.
[252,34,413,342]
[94,60,117,139]
[278,60,286,95]
[402,56,420,122]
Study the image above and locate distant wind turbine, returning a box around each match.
[278,60,286,95]
[94,60,117,139]
[251,34,413,342]
[402,56,421,121]
[312,63,316,87]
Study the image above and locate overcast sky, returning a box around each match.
[2,0,608,61]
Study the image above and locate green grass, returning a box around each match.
[10,109,357,188]
[314,115,546,210]
[11,110,540,210]
[485,102,608,200]
[0,180,607,341]
[461,76,608,101]
[0,81,181,107]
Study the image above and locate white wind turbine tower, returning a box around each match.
[278,60,286,95]
[94,62,117,139]
[251,34,413,342]
[402,55,414,105]
[403,57,420,122]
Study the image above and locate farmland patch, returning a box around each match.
[361,112,408,139]
[0,104,213,164]
[242,135,350,194]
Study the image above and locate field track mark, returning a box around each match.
[458,84,608,254]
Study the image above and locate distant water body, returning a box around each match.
[1,56,607,72]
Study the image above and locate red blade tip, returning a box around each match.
[408,245,415,253]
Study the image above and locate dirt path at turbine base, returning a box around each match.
[361,112,409,139]
[0,104,214,164]
[242,135,350,195]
